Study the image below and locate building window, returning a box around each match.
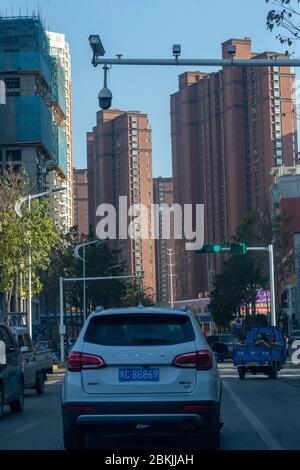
[6,91,20,97]
[5,77,20,89]
[6,149,21,161]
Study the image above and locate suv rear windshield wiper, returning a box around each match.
[133,338,173,345]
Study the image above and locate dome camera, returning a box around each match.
[98,86,112,110]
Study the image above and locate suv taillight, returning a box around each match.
[67,352,106,372]
[172,350,213,371]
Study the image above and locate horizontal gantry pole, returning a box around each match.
[93,57,300,67]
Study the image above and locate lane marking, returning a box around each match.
[12,420,44,435]
[11,411,61,436]
[223,380,284,450]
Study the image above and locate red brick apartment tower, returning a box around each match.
[73,169,89,238]
[87,110,156,299]
[153,177,175,304]
[171,37,297,300]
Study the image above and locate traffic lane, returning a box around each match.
[222,371,300,450]
[85,381,268,450]
[0,374,64,450]
[1,368,296,451]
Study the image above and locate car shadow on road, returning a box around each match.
[85,432,216,451]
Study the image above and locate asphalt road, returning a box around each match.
[0,363,300,450]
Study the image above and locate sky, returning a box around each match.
[1,0,298,177]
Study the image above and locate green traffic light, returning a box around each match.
[212,244,222,253]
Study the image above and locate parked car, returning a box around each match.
[61,306,222,450]
[206,333,240,360]
[0,323,24,419]
[10,327,53,394]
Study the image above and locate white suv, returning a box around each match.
[61,306,222,450]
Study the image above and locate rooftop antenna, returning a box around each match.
[11,0,14,17]
[26,2,29,17]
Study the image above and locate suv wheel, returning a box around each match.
[0,385,4,419]
[10,381,24,413]
[36,371,45,394]
[206,428,221,450]
[63,428,85,450]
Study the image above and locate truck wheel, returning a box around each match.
[0,385,4,419]
[36,371,45,394]
[238,366,245,380]
[268,365,278,380]
[10,381,24,413]
[63,429,85,450]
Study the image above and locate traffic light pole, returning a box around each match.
[198,244,276,327]
[247,246,276,328]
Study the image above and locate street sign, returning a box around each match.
[198,315,212,323]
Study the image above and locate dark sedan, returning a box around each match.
[206,334,240,361]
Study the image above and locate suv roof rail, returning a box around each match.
[178,305,189,312]
[94,305,104,313]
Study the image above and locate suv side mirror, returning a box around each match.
[20,346,29,354]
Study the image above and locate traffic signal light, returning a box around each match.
[230,243,247,255]
[197,244,223,253]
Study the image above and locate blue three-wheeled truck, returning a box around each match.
[233,326,286,380]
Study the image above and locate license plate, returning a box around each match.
[119,368,160,382]
[249,362,256,366]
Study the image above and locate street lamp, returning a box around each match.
[15,187,67,338]
[74,239,103,323]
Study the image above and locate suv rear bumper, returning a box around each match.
[62,400,220,435]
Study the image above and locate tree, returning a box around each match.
[0,169,59,319]
[209,255,266,329]
[266,0,300,46]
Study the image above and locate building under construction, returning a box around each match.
[0,15,67,194]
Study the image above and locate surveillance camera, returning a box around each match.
[89,34,105,57]
[227,44,236,56]
[98,86,112,110]
[172,44,181,56]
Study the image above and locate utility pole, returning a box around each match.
[167,249,176,308]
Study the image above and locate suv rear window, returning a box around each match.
[84,314,195,346]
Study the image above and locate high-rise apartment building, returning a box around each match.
[73,168,89,238]
[47,31,73,232]
[87,109,156,299]
[153,177,175,304]
[171,37,298,300]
